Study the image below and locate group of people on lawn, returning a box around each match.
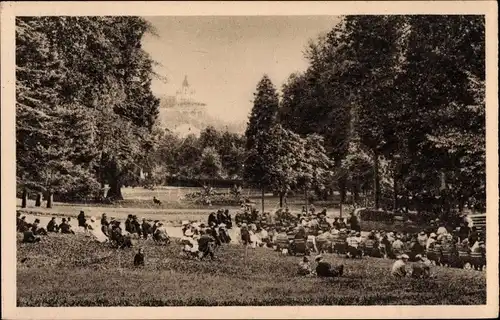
[16,202,486,278]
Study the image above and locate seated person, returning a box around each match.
[153,222,170,243]
[298,256,313,276]
[134,248,145,267]
[23,230,41,243]
[391,254,410,277]
[31,219,47,235]
[59,218,75,234]
[315,255,344,277]
[346,231,363,258]
[198,229,215,260]
[411,254,431,279]
[46,217,59,233]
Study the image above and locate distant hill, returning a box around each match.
[157,95,246,137]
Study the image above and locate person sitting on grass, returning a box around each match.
[240,223,251,246]
[198,229,215,260]
[391,234,405,257]
[153,222,170,244]
[46,217,59,233]
[411,254,432,279]
[22,229,41,243]
[315,255,344,278]
[346,231,362,258]
[18,216,31,233]
[110,222,132,249]
[134,248,145,267]
[297,256,313,276]
[391,254,410,277]
[31,218,47,235]
[100,213,110,237]
[59,218,75,234]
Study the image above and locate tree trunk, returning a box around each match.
[279,191,284,209]
[393,176,398,212]
[373,152,381,210]
[46,191,53,208]
[107,178,124,200]
[261,187,265,214]
[353,185,360,205]
[35,193,42,207]
[21,189,28,208]
[304,188,308,213]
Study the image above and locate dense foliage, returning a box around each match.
[278,15,485,213]
[16,17,160,204]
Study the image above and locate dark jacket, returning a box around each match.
[134,253,145,266]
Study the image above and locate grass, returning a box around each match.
[18,186,345,211]
[17,233,486,306]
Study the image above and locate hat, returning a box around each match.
[415,254,423,260]
[430,233,437,238]
[356,232,361,237]
[419,231,426,236]
[315,254,323,262]
[90,216,96,222]
[400,254,410,260]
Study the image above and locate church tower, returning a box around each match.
[177,75,196,104]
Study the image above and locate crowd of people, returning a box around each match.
[16,202,486,279]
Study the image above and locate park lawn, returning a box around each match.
[17,233,486,306]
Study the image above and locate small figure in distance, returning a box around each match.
[134,248,145,267]
[153,196,162,206]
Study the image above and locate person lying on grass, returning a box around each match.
[315,255,344,278]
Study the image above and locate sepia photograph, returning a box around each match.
[1,1,498,319]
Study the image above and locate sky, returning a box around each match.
[141,16,341,123]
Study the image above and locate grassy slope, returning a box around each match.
[17,233,486,306]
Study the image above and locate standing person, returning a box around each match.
[315,255,344,278]
[391,254,410,277]
[101,213,110,236]
[141,218,151,239]
[77,211,87,229]
[125,215,133,234]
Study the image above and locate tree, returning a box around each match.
[198,147,224,180]
[244,75,280,212]
[16,17,160,202]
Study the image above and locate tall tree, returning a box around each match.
[244,75,280,212]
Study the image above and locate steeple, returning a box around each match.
[182,75,189,88]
